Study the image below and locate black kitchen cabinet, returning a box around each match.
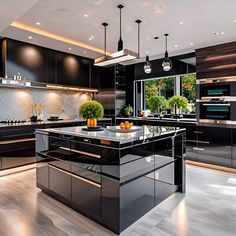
[1,38,96,88]
[71,176,101,217]
[99,67,115,89]
[6,39,47,82]
[49,165,72,200]
[56,53,90,87]
[232,130,236,168]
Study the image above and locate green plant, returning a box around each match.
[79,100,104,119]
[122,105,133,117]
[168,96,188,111]
[148,96,166,112]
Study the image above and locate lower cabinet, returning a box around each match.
[155,163,177,205]
[186,145,198,161]
[71,175,101,217]
[49,165,72,200]
[197,144,232,167]
[232,147,236,168]
[36,161,49,189]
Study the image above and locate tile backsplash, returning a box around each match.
[0,87,91,121]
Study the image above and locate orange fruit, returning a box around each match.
[120,124,126,129]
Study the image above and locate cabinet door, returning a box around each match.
[49,165,71,200]
[71,175,101,216]
[197,126,232,167]
[232,129,236,168]
[197,144,232,167]
[186,127,198,161]
[155,163,177,205]
[36,156,49,189]
[6,39,47,82]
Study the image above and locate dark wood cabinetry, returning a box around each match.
[196,41,236,79]
[0,38,97,88]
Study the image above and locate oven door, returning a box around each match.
[200,103,230,120]
[200,84,230,98]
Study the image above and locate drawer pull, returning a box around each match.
[194,131,203,134]
[48,164,101,188]
[187,140,210,144]
[193,147,205,151]
[59,147,100,159]
[0,138,35,145]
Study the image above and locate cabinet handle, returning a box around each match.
[48,164,101,188]
[187,140,210,144]
[194,131,203,134]
[193,147,205,151]
[59,147,100,159]
[0,138,35,145]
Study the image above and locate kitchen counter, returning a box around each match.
[0,118,112,129]
[116,116,197,126]
[40,125,184,145]
[35,125,186,233]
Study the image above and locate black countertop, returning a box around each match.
[0,118,112,129]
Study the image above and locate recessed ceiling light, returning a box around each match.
[174,44,178,48]
[83,14,89,18]
[179,21,184,25]
[190,42,194,46]
[214,31,224,35]
[69,47,72,50]
[36,22,41,25]
[83,51,87,54]
[89,35,95,40]
[28,36,32,39]
[234,19,236,23]
[146,37,150,40]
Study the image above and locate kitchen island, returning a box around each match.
[35,125,186,234]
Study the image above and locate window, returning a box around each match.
[143,74,196,114]
[144,77,175,112]
[181,73,196,113]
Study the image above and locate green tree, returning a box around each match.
[181,74,196,103]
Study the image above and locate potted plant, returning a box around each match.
[168,96,188,117]
[119,105,133,117]
[148,95,166,114]
[79,100,104,127]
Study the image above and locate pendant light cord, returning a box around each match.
[135,20,141,59]
[102,23,108,56]
[120,7,122,38]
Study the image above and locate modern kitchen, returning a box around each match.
[0,0,236,236]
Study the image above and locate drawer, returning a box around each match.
[71,175,101,217]
[186,146,198,161]
[197,144,232,167]
[48,165,71,200]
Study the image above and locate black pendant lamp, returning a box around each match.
[144,53,152,74]
[162,34,172,71]
[117,4,124,51]
[102,22,108,56]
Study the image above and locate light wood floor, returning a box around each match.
[0,165,236,236]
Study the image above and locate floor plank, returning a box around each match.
[0,165,236,236]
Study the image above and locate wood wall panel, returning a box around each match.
[196,41,236,79]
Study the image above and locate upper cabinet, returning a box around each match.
[55,52,90,87]
[6,39,47,82]
[196,41,236,79]
[0,38,99,88]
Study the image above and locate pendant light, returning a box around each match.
[117,4,124,51]
[94,4,139,67]
[144,52,152,74]
[102,22,108,56]
[162,34,172,71]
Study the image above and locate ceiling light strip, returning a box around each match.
[11,21,109,55]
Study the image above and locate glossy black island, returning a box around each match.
[35,125,186,234]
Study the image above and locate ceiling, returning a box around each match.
[1,0,236,63]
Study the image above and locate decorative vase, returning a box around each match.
[87,118,97,127]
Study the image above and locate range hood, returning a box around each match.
[94,49,138,67]
[0,78,98,93]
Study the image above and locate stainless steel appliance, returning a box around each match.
[197,76,236,125]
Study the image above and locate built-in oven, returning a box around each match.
[197,77,236,125]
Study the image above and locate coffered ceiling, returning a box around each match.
[1,0,236,62]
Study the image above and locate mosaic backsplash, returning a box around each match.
[0,87,91,121]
